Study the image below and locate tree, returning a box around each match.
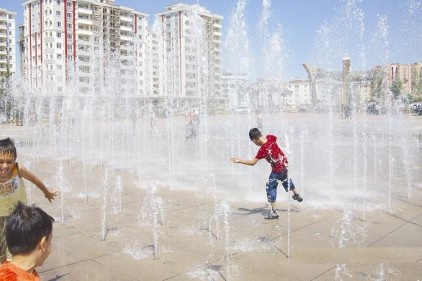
[390,79,403,99]
[367,68,385,102]
[413,72,422,102]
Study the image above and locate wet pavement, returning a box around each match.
[1,114,421,280]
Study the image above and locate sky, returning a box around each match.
[2,0,421,80]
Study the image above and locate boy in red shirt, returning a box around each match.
[231,128,303,219]
[0,202,54,281]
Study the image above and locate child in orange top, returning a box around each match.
[0,138,58,263]
[0,202,55,281]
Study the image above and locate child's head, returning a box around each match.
[0,138,17,159]
[0,138,17,180]
[249,128,262,141]
[6,202,55,266]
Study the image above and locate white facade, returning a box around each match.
[21,0,148,95]
[221,72,248,108]
[156,4,223,106]
[0,8,16,77]
[286,79,312,107]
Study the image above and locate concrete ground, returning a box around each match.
[34,167,422,281]
[1,114,422,281]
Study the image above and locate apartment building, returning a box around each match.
[0,8,16,77]
[252,78,286,110]
[285,79,312,109]
[156,3,223,107]
[221,72,248,108]
[21,0,148,96]
[388,62,422,95]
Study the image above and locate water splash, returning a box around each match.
[371,14,390,64]
[331,209,367,248]
[362,131,368,221]
[100,166,110,240]
[207,202,232,279]
[56,160,67,226]
[398,0,422,54]
[299,128,308,198]
[139,181,166,259]
[334,264,352,280]
[112,175,122,214]
[224,0,250,74]
[313,0,366,70]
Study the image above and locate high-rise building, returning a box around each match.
[156,3,223,108]
[21,0,148,96]
[0,8,16,77]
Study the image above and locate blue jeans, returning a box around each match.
[266,170,295,203]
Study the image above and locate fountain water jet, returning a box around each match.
[0,1,420,279]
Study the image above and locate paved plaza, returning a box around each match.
[29,168,422,280]
[1,113,421,280]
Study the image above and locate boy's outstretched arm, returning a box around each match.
[18,165,59,203]
[230,157,259,166]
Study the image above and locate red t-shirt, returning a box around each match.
[0,262,40,281]
[255,135,288,173]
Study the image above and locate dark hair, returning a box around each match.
[249,128,262,141]
[0,138,17,159]
[6,201,55,256]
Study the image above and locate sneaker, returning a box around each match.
[265,210,279,219]
[292,194,303,202]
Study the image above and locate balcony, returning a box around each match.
[78,59,91,66]
[213,31,222,37]
[77,47,91,55]
[120,25,132,32]
[44,47,56,54]
[76,29,93,36]
[77,18,93,25]
[77,8,93,15]
[120,15,132,22]
[120,35,133,42]
[44,37,55,43]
